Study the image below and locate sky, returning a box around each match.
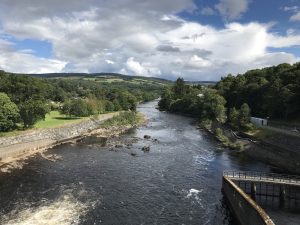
[0,0,299,81]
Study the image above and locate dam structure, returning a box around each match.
[222,170,300,225]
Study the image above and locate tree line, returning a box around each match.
[159,62,300,131]
[0,71,162,131]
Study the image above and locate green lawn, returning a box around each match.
[0,111,117,138]
[34,111,86,128]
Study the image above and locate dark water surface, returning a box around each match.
[0,101,293,225]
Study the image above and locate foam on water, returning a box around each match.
[1,191,92,225]
[186,188,202,198]
[186,188,204,206]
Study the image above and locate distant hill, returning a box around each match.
[29,72,172,85]
[5,70,219,87]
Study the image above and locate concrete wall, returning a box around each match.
[222,177,275,225]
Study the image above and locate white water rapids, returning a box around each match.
[1,189,92,225]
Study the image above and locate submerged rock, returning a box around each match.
[142,145,150,152]
[144,135,151,139]
[152,138,159,143]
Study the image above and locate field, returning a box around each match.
[0,111,118,138]
[34,111,86,128]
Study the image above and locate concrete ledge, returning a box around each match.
[222,176,275,225]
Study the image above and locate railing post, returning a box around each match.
[279,185,286,208]
[251,182,256,200]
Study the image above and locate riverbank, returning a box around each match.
[0,112,147,172]
[203,123,300,174]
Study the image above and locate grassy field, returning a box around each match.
[0,111,118,138]
[34,111,86,128]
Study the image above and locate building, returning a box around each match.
[250,117,268,127]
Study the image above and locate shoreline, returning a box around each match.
[0,112,147,172]
[201,124,300,174]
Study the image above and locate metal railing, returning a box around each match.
[223,170,300,185]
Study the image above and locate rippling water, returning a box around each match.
[0,101,279,224]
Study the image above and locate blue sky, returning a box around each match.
[0,0,299,80]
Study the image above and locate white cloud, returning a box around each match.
[105,59,115,65]
[0,38,66,73]
[290,11,300,21]
[0,0,299,80]
[282,6,299,12]
[200,7,215,16]
[186,55,212,69]
[126,57,148,76]
[215,0,249,20]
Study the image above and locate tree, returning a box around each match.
[19,100,50,128]
[202,89,226,123]
[173,77,186,99]
[117,91,137,111]
[158,88,172,110]
[228,107,239,130]
[239,103,251,130]
[105,100,115,112]
[69,99,89,117]
[0,93,20,131]
[113,99,121,111]
[60,100,72,116]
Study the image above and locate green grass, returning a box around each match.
[0,130,23,138]
[0,111,117,138]
[101,111,145,127]
[248,128,276,139]
[34,111,86,128]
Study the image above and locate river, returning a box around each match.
[0,100,297,225]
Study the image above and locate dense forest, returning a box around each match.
[159,62,300,131]
[216,62,300,119]
[0,71,164,131]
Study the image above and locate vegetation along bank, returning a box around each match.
[0,70,165,170]
[158,62,300,172]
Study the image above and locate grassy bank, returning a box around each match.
[0,111,118,138]
[34,111,86,128]
[101,111,146,127]
[200,120,245,151]
[215,128,245,151]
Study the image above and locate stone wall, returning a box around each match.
[0,115,115,161]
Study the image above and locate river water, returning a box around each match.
[0,100,297,225]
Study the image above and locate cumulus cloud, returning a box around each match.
[0,39,66,73]
[290,11,300,21]
[186,55,212,69]
[215,0,249,20]
[125,57,161,76]
[126,57,148,76]
[0,0,299,80]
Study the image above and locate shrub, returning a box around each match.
[102,111,139,127]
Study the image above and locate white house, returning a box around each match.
[250,117,268,127]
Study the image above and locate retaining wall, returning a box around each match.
[222,177,275,225]
[0,114,115,162]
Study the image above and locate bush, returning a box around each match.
[0,93,20,131]
[102,111,139,127]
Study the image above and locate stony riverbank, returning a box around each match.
[203,123,300,174]
[0,112,147,172]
